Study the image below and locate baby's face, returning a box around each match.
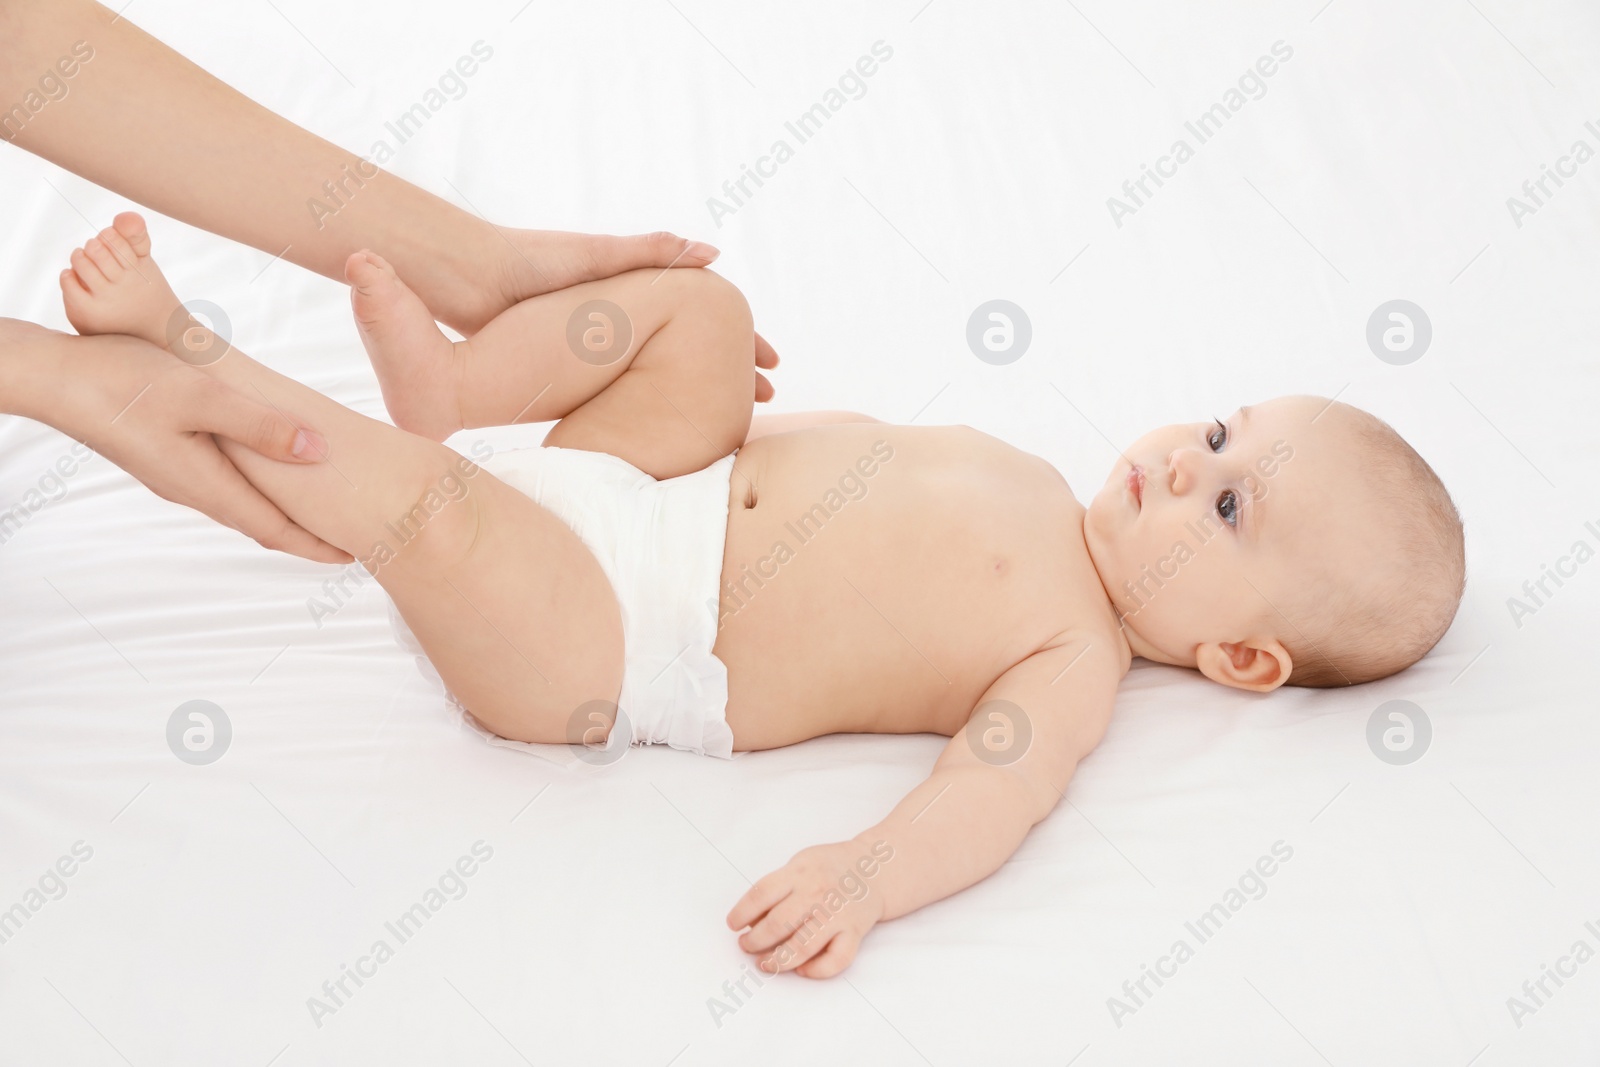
[1083,395,1372,682]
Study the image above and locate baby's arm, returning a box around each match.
[727,634,1121,978]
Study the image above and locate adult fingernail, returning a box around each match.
[687,241,719,262]
[293,430,328,458]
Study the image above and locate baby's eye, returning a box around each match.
[1216,489,1239,527]
[1208,418,1228,452]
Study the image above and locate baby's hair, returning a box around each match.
[1282,405,1465,687]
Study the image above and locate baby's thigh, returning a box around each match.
[383,471,625,745]
[544,267,755,479]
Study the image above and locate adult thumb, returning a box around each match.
[615,231,720,273]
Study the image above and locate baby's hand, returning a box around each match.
[726,840,887,979]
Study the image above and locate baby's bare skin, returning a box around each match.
[50,217,1131,983]
[716,422,1124,750]
[54,214,1368,982]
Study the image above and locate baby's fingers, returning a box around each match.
[726,872,791,932]
[742,894,826,956]
[761,919,836,975]
[796,930,860,979]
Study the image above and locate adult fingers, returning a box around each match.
[186,442,352,563]
[189,379,327,463]
[754,332,779,369]
[591,231,719,280]
[753,333,778,402]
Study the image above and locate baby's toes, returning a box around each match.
[343,250,383,289]
[98,225,138,270]
[59,268,88,300]
[363,251,398,279]
[112,212,151,257]
[82,237,123,281]
[69,247,104,291]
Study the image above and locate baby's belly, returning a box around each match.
[708,430,1054,750]
[712,522,984,747]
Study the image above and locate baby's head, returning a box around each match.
[1083,396,1464,689]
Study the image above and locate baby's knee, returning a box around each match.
[657,267,754,337]
[377,445,488,572]
[696,268,753,329]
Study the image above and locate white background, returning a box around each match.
[0,0,1597,1064]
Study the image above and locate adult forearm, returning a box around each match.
[854,765,1044,923]
[0,323,69,423]
[0,0,503,329]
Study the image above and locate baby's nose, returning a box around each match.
[1166,448,1197,495]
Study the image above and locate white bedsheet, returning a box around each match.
[2,1,1597,1064]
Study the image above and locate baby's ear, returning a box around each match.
[1195,639,1291,692]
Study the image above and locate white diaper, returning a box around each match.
[388,444,737,767]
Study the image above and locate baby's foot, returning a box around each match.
[59,212,184,348]
[346,251,462,441]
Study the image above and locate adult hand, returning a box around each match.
[754,332,779,402]
[1,320,350,564]
[0,2,774,400]
[486,230,779,401]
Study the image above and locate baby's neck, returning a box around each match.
[1086,561,1181,668]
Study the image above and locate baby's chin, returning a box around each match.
[1080,488,1126,586]
[1082,467,1125,531]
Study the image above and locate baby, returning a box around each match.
[56,213,1465,980]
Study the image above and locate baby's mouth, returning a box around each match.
[1127,463,1144,509]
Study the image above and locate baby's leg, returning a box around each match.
[352,256,755,480]
[61,216,624,743]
